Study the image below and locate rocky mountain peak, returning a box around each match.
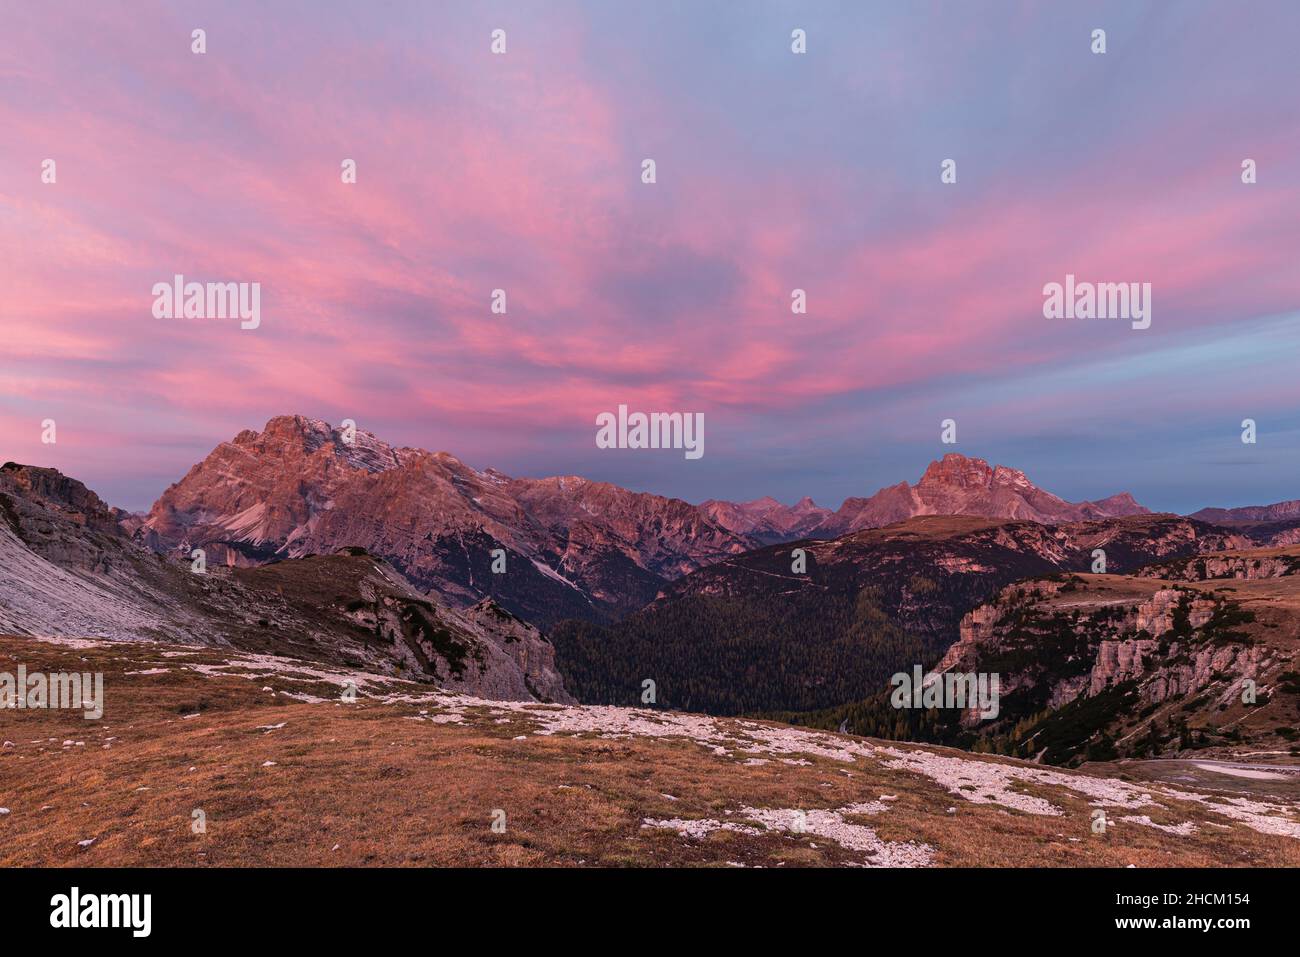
[139,416,757,627]
[816,453,1147,536]
[242,413,331,452]
[918,453,995,489]
[241,414,405,474]
[1088,492,1147,516]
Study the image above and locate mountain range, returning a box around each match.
[134,415,1172,628]
[6,412,1300,760]
[706,453,1149,539]
[2,410,1300,800]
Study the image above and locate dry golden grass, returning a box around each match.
[2,635,1298,867]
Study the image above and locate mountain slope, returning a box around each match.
[550,514,1251,716]
[1191,500,1300,525]
[0,462,570,703]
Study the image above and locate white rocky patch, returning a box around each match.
[1119,815,1197,836]
[742,805,932,867]
[1167,791,1300,838]
[876,745,1163,817]
[642,817,762,840]
[645,800,931,868]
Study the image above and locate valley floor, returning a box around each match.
[1,634,1298,867]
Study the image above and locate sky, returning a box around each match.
[2,0,1298,513]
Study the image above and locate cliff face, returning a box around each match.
[1087,635,1261,702]
[931,563,1300,764]
[942,582,1250,711]
[1137,549,1300,582]
[1,462,142,571]
[329,583,572,704]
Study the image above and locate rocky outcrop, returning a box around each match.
[936,600,1006,672]
[1,463,140,569]
[945,584,1230,711]
[338,585,572,703]
[0,463,193,633]
[1092,639,1262,703]
[927,569,1298,764]
[1138,551,1300,582]
[1,463,120,532]
[1133,588,1216,636]
[461,598,573,702]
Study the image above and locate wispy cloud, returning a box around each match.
[2,1,1297,511]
